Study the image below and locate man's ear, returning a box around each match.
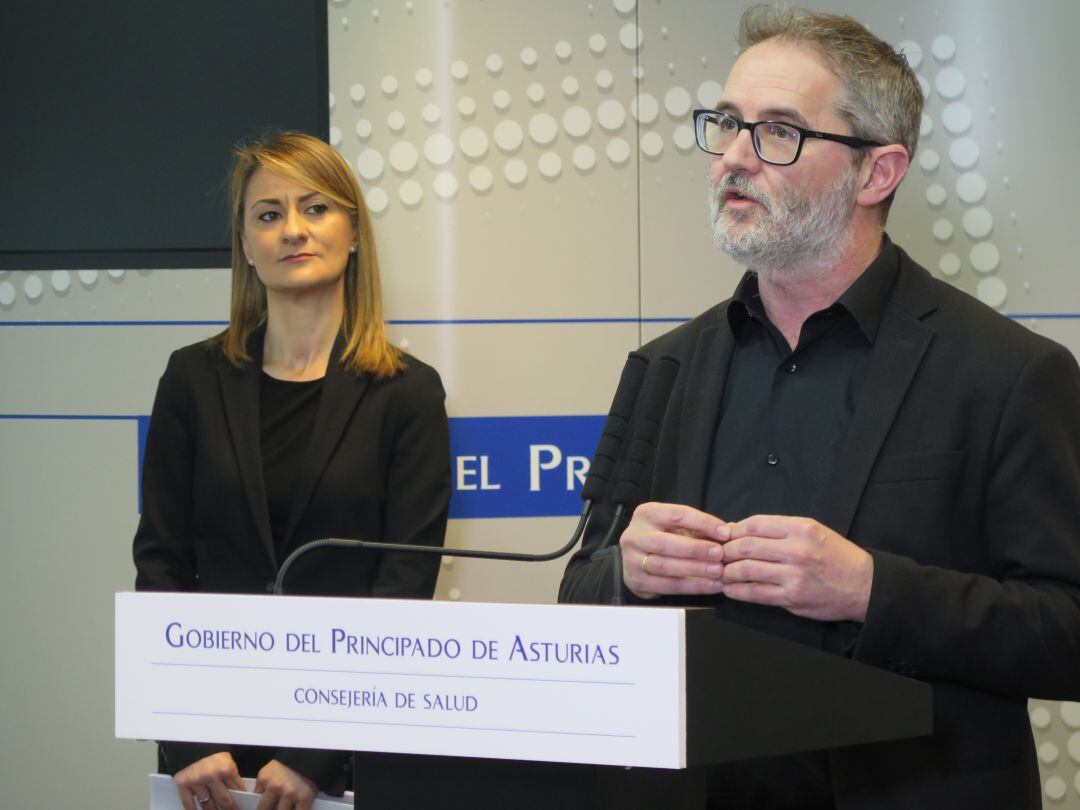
[856,145,909,209]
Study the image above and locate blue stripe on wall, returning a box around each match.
[136,415,151,513]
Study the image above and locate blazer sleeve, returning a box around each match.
[854,341,1080,699]
[133,348,198,592]
[369,362,451,598]
[133,351,236,771]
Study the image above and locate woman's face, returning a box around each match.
[240,168,356,296]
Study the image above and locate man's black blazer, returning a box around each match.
[561,245,1080,809]
[133,331,451,790]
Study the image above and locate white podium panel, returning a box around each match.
[116,593,688,768]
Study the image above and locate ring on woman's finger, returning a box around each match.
[195,794,214,806]
[641,553,651,574]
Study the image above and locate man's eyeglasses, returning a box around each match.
[693,109,883,166]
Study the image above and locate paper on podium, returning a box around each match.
[149,773,352,809]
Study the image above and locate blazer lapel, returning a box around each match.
[217,336,277,566]
[812,257,938,538]
[675,313,737,508]
[282,342,370,546]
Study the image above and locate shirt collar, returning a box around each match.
[726,235,900,342]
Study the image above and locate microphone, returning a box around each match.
[580,351,649,503]
[274,351,652,595]
[611,353,681,509]
[588,354,682,604]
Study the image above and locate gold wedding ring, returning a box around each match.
[641,553,651,574]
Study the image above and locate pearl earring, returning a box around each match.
[349,245,357,254]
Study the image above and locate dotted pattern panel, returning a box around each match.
[1031,700,1080,806]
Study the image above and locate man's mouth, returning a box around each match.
[724,189,759,206]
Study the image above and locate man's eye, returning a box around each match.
[719,117,739,133]
[769,125,795,141]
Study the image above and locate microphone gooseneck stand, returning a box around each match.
[274,351,654,596]
[274,506,593,595]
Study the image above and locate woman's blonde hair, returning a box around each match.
[209,130,403,378]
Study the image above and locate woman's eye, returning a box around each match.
[307,203,329,215]
[257,211,280,222]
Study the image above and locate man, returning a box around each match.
[559,6,1080,809]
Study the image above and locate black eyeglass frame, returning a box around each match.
[692,109,884,166]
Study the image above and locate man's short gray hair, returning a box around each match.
[738,5,923,221]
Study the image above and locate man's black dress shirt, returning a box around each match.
[703,242,899,809]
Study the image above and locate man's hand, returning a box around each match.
[619,502,728,599]
[174,752,244,810]
[254,760,318,810]
[722,515,874,622]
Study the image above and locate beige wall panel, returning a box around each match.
[0,421,149,807]
[0,325,219,413]
[386,321,640,415]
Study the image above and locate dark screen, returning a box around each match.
[0,0,328,269]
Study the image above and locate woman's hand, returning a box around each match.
[174,752,244,810]
[254,759,319,810]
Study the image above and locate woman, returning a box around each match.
[133,131,451,810]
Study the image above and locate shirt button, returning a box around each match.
[767,453,779,466]
[787,362,798,373]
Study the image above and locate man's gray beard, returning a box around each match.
[708,165,859,282]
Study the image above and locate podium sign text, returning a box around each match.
[115,593,688,768]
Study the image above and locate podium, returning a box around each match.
[348,609,931,809]
[116,593,930,809]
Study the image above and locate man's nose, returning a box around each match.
[720,128,761,174]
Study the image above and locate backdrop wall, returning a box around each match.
[1,1,1078,806]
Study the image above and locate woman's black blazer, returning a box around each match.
[133,331,451,789]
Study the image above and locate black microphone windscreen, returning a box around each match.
[612,354,681,508]
[580,351,649,502]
